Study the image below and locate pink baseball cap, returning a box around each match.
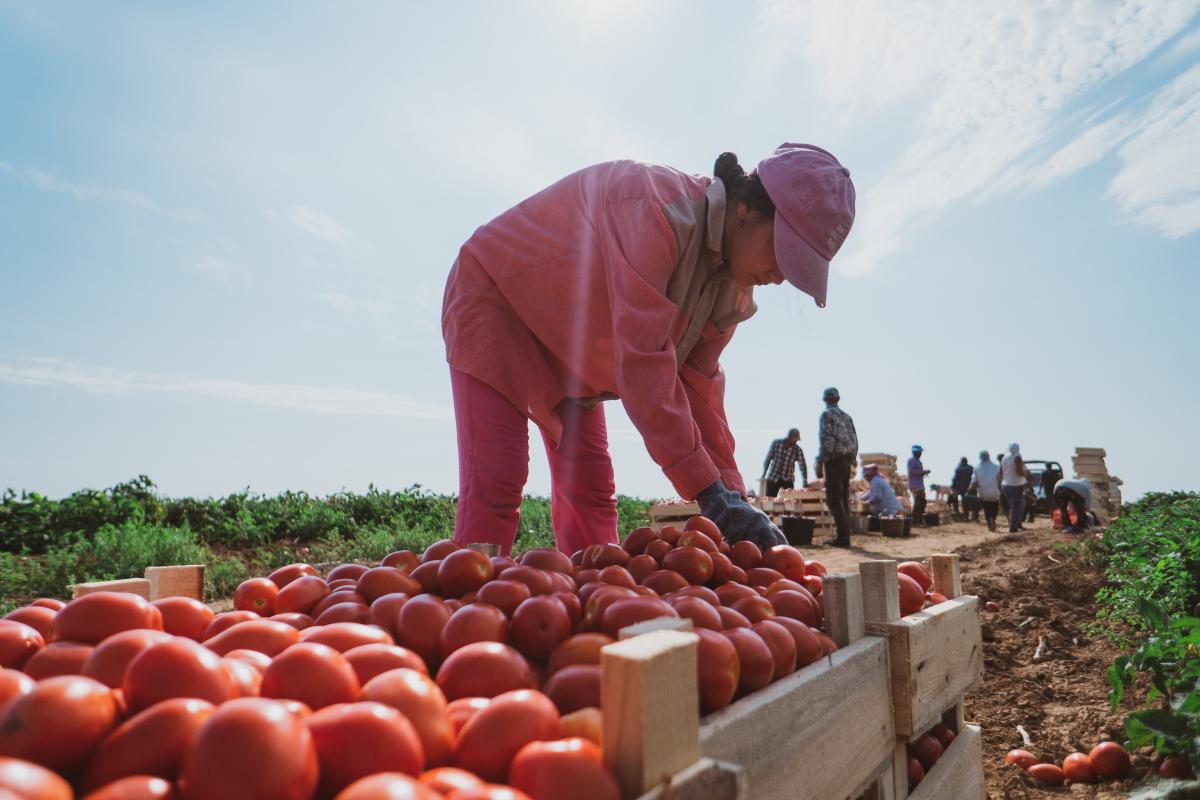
[757,143,856,308]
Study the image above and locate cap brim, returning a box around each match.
[773,213,829,308]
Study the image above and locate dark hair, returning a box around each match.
[714,152,775,218]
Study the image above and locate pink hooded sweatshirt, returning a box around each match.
[442,160,757,499]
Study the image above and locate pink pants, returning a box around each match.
[451,368,618,556]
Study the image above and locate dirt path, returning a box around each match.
[807,517,1154,798]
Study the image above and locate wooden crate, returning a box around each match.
[860,555,985,800]
[608,573,897,800]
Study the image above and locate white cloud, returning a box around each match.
[0,163,203,222]
[1107,63,1200,237]
[754,0,1199,276]
[281,205,351,244]
[0,357,449,420]
[1154,26,1200,68]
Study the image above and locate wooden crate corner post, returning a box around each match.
[823,571,865,648]
[929,555,961,600]
[144,565,205,601]
[602,629,702,799]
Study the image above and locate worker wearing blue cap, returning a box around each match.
[907,445,931,526]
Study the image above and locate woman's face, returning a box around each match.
[726,204,783,288]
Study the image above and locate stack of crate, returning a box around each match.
[778,488,836,535]
[1071,447,1123,523]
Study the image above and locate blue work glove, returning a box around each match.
[696,480,785,550]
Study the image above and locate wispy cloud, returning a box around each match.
[754,0,1199,276]
[0,162,203,222]
[0,357,449,420]
[280,205,351,244]
[1154,26,1200,68]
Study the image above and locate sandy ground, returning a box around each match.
[803,515,1017,573]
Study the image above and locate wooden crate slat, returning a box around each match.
[906,724,985,800]
[699,637,895,800]
[144,565,205,601]
[632,757,742,800]
[71,578,151,599]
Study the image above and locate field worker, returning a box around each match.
[970,450,1002,531]
[1053,477,1092,533]
[761,428,808,497]
[1000,442,1031,532]
[951,456,973,519]
[907,445,931,525]
[442,144,857,555]
[858,464,902,517]
[815,387,858,547]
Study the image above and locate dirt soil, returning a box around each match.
[810,518,1156,799]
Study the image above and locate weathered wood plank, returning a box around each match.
[602,630,701,799]
[144,565,205,600]
[929,555,961,600]
[907,724,985,800]
[699,636,895,800]
[860,560,900,625]
[71,578,151,600]
[619,616,694,641]
[632,757,742,800]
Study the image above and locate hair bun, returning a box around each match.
[714,152,745,186]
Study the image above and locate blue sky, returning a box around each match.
[1,1,1197,504]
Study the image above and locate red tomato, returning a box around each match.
[446,697,490,737]
[1004,749,1037,770]
[676,531,718,555]
[223,649,271,673]
[802,575,824,596]
[270,612,315,631]
[519,548,574,574]
[2,607,56,641]
[275,575,330,615]
[501,566,555,596]
[232,578,279,616]
[311,590,366,620]
[547,634,615,675]
[907,733,943,771]
[0,670,35,714]
[1062,752,1096,783]
[642,539,672,565]
[804,560,828,577]
[717,606,752,629]
[897,573,925,617]
[668,596,723,631]
[510,596,572,661]
[0,675,118,774]
[0,622,44,670]
[766,590,819,626]
[260,642,359,710]
[745,567,784,588]
[81,774,176,799]
[510,737,620,800]
[360,668,454,767]
[267,563,320,589]
[358,568,422,603]
[752,620,797,680]
[559,706,603,745]
[1027,763,1065,786]
[731,595,776,624]
[306,701,425,795]
[368,593,412,637]
[445,786,533,800]
[201,611,259,640]
[53,593,161,645]
[80,697,213,791]
[22,640,94,679]
[600,597,678,638]
[344,643,428,684]
[762,545,806,581]
[203,619,301,657]
[419,766,483,794]
[383,550,422,573]
[301,622,394,652]
[152,597,213,641]
[29,599,64,611]
[411,561,442,594]
[82,630,173,688]
[1089,741,1131,779]
[589,545,630,570]
[722,628,774,697]
[396,595,453,667]
[897,561,932,592]
[661,546,714,586]
[474,581,532,618]
[336,772,441,799]
[180,697,318,799]
[423,540,461,562]
[639,570,688,596]
[315,602,372,626]
[328,564,371,582]
[123,638,237,713]
[436,642,536,700]
[695,628,739,714]
[0,756,73,800]
[684,515,723,545]
[625,555,657,584]
[714,582,757,607]
[730,541,762,570]
[709,552,734,584]
[656,527,682,547]
[907,756,924,789]
[620,527,658,556]
[929,723,956,750]
[769,617,823,667]
[1160,756,1192,779]
[542,665,600,715]
[440,604,509,659]
[222,657,263,697]
[455,689,560,782]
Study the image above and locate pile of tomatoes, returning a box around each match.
[0,516,944,799]
[904,724,957,790]
[1005,740,1143,787]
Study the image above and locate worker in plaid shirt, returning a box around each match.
[761,428,808,497]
